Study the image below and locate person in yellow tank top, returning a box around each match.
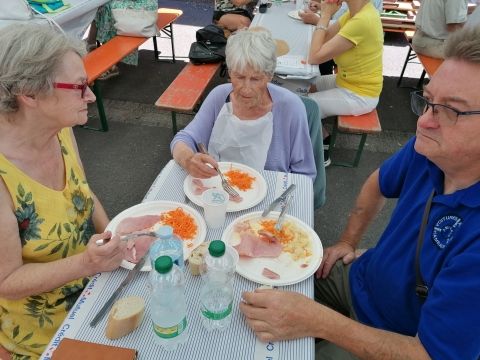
[0,24,126,359]
[307,0,383,166]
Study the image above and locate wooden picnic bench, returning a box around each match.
[155,62,223,135]
[330,109,382,168]
[416,53,443,77]
[83,8,183,131]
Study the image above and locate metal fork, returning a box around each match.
[275,195,293,231]
[197,143,241,198]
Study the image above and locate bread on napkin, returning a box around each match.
[105,296,145,339]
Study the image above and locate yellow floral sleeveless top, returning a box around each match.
[0,128,94,359]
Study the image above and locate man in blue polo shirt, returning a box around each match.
[240,25,480,360]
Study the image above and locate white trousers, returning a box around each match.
[308,74,379,119]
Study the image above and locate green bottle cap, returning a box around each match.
[154,256,173,273]
[208,240,226,257]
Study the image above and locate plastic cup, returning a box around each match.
[202,188,229,229]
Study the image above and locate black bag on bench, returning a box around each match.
[188,24,227,65]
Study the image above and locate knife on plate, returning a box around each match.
[262,184,296,217]
[90,254,147,327]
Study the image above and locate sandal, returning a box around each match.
[98,65,120,81]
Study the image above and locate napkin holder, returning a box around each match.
[51,338,137,360]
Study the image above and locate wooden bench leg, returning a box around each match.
[81,81,108,132]
[330,119,368,168]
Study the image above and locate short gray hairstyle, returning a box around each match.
[0,23,86,114]
[226,28,277,77]
[444,25,480,64]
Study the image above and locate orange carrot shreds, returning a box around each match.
[224,169,255,191]
[259,220,295,244]
[159,207,197,240]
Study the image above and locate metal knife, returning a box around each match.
[262,184,296,217]
[90,254,147,327]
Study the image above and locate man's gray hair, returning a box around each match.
[444,25,480,64]
[0,23,86,114]
[226,28,277,76]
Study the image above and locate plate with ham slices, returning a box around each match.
[221,211,323,286]
[106,201,207,271]
[183,162,267,212]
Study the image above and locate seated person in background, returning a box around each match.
[306,0,383,166]
[240,25,480,360]
[0,23,125,359]
[412,0,468,59]
[171,29,316,180]
[213,0,257,32]
[301,0,382,75]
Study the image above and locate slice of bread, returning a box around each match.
[105,296,145,340]
[188,242,209,276]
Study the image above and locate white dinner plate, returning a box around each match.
[221,211,323,286]
[183,162,267,212]
[106,201,207,271]
[287,9,303,20]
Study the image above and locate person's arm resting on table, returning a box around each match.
[241,288,430,359]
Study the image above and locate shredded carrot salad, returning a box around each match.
[259,220,295,244]
[224,169,255,191]
[159,207,197,240]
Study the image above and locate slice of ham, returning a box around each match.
[116,215,160,235]
[192,178,210,195]
[262,267,280,280]
[233,231,283,258]
[192,179,243,202]
[122,235,156,263]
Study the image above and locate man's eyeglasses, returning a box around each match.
[53,82,89,98]
[410,91,480,125]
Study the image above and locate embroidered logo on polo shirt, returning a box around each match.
[432,215,463,249]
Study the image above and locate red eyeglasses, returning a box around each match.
[53,82,89,98]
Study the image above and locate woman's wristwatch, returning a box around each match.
[315,23,328,31]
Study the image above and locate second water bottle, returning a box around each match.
[199,240,237,331]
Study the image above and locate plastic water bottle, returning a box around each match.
[149,225,184,271]
[150,256,189,351]
[199,240,237,331]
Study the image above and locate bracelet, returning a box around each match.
[316,23,328,31]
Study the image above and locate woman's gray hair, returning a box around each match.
[444,25,480,64]
[226,28,277,76]
[0,23,86,113]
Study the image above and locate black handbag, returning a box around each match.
[196,24,227,44]
[188,41,225,65]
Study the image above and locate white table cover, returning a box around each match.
[40,160,316,360]
[251,2,320,78]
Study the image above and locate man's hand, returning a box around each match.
[240,289,321,342]
[316,241,355,279]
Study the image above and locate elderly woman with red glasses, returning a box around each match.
[0,23,125,359]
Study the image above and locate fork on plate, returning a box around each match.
[197,143,241,198]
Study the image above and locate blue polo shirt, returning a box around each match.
[350,137,480,359]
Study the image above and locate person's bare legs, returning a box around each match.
[216,14,251,32]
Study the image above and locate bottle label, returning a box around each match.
[201,301,232,320]
[153,317,187,339]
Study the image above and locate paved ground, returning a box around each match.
[77,0,427,250]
